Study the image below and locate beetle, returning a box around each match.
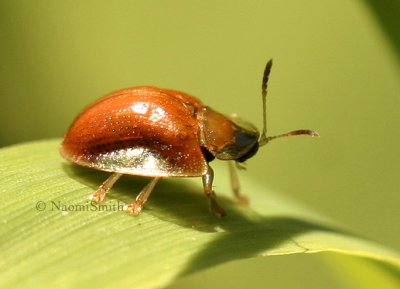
[60,59,318,217]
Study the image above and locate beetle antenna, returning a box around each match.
[264,129,319,143]
[258,59,319,146]
[259,59,272,146]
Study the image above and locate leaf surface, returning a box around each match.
[0,140,399,289]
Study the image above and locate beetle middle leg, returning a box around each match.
[228,161,249,205]
[202,165,226,217]
[90,172,122,203]
[124,177,160,215]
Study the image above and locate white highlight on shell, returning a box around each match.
[142,155,159,170]
[126,147,145,157]
[130,102,149,114]
[149,107,166,122]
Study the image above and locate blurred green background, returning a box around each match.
[1,0,399,288]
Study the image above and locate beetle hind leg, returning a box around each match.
[124,177,160,215]
[90,173,122,203]
[228,161,250,205]
[202,165,226,217]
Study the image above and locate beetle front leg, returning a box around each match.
[202,165,226,217]
[90,173,122,203]
[124,177,160,215]
[228,161,249,205]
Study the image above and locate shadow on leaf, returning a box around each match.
[63,163,354,276]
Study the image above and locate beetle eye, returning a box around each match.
[227,115,260,160]
[216,128,259,161]
[237,141,259,163]
[235,130,258,151]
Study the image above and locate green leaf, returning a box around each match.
[1,140,399,289]
[324,253,400,289]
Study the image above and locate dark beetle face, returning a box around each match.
[213,115,260,161]
[199,107,260,162]
[236,138,259,163]
[230,118,260,161]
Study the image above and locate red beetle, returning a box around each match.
[60,60,318,217]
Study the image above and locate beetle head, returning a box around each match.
[200,107,260,162]
[200,59,318,164]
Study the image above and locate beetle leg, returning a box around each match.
[124,177,160,215]
[228,161,250,205]
[89,173,122,203]
[202,165,226,217]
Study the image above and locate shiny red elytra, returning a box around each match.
[60,60,318,217]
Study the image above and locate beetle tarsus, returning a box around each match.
[208,194,226,217]
[236,194,250,206]
[90,173,122,203]
[124,177,160,216]
[89,190,106,203]
[124,202,143,215]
